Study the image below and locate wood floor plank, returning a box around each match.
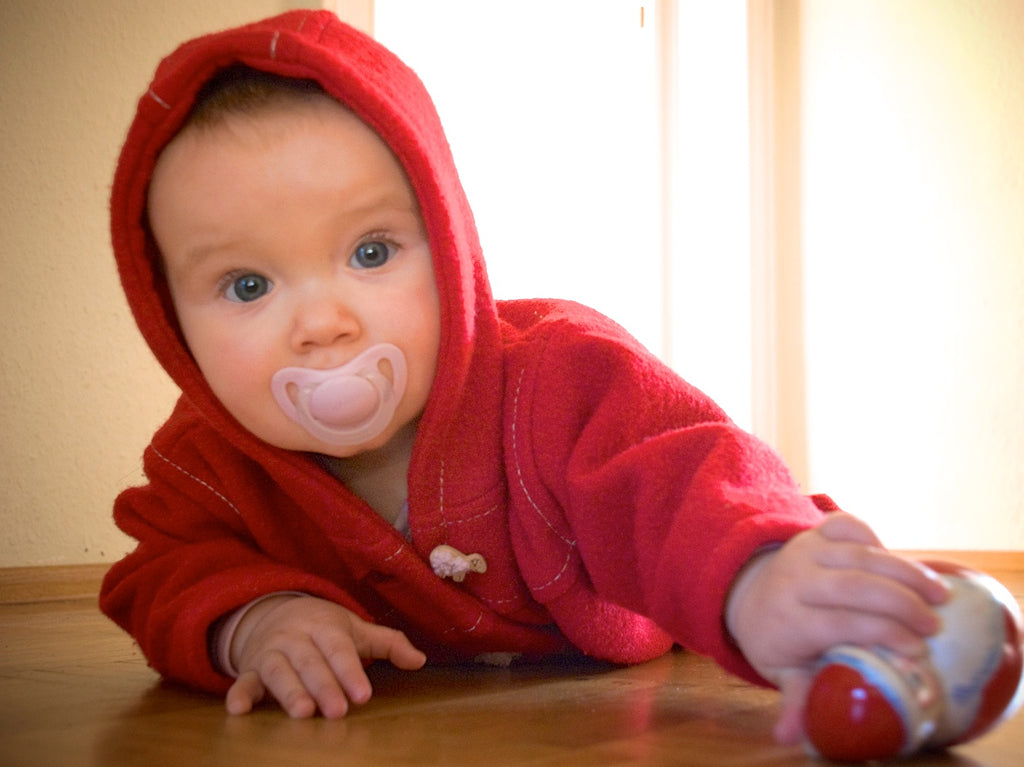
[1,554,1022,766]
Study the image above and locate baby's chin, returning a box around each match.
[276,433,381,458]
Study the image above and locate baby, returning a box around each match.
[100,10,947,743]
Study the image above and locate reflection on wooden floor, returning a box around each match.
[1,553,1022,766]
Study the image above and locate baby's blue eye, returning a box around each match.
[351,240,394,269]
[225,273,272,302]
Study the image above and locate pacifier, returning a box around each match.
[271,343,407,447]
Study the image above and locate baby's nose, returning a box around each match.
[290,292,361,350]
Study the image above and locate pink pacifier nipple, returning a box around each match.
[308,376,378,428]
[271,343,407,448]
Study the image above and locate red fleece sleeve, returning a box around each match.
[507,307,826,684]
[99,411,372,694]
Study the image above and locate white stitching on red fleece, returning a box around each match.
[438,459,446,532]
[511,368,575,545]
[442,610,484,636]
[147,88,170,109]
[479,590,527,609]
[418,458,500,537]
[382,542,406,562]
[149,445,241,517]
[444,504,499,528]
[510,367,576,592]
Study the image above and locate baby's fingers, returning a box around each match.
[816,513,950,607]
[315,622,427,708]
[315,632,374,709]
[355,623,427,670]
[256,649,325,718]
[807,569,942,638]
[822,547,949,607]
[225,670,267,715]
[816,511,884,547]
[802,606,932,659]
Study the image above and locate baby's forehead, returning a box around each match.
[148,84,425,248]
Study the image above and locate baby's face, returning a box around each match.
[148,97,440,457]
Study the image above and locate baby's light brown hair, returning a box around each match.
[186,65,329,128]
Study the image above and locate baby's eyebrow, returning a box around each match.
[346,193,422,221]
[170,239,248,275]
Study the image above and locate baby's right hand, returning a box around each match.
[225,595,426,718]
[725,512,949,743]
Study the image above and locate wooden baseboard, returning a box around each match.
[894,550,1024,572]
[0,563,109,605]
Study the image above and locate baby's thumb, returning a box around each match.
[773,670,812,745]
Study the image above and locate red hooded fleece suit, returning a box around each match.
[100,10,832,696]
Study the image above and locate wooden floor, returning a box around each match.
[1,553,1022,767]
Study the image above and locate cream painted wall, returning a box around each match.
[0,0,324,567]
[790,1,1024,549]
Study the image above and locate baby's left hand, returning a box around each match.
[725,512,950,744]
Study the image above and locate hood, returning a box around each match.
[111,9,498,460]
